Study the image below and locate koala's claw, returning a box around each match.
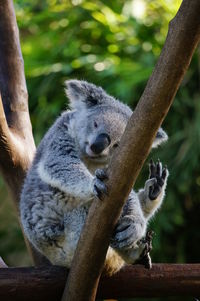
[162,166,168,180]
[136,230,154,269]
[141,230,154,254]
[148,159,168,200]
[140,252,152,269]
[95,169,108,180]
[93,170,108,200]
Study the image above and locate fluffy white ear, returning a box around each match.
[152,128,168,148]
[65,80,86,110]
[65,79,104,110]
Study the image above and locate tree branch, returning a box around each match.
[62,1,200,300]
[0,0,35,202]
[0,0,48,265]
[0,94,13,160]
[0,264,199,300]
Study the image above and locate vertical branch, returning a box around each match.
[0,0,28,129]
[0,0,35,202]
[0,0,48,265]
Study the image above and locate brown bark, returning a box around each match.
[0,264,199,300]
[0,0,48,265]
[62,1,200,300]
[0,0,35,206]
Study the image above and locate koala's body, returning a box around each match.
[20,80,168,275]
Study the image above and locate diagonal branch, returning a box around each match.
[62,0,200,300]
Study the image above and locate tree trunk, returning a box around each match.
[0,0,48,265]
[62,1,200,300]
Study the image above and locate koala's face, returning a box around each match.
[76,106,131,164]
[65,80,168,166]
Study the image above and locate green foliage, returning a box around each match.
[0,1,199,297]
[15,0,182,142]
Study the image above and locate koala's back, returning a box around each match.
[20,111,77,250]
[21,162,66,247]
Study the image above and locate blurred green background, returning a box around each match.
[0,0,200,299]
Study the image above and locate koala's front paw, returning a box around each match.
[146,159,168,201]
[93,169,108,200]
[111,216,146,250]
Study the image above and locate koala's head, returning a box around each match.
[65,80,168,166]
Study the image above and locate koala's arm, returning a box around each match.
[37,118,94,202]
[138,160,169,219]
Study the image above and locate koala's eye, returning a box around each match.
[113,143,119,148]
[94,121,98,128]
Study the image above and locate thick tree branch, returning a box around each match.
[0,264,200,300]
[0,0,48,265]
[0,94,13,159]
[0,0,35,202]
[63,1,200,300]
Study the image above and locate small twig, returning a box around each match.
[0,257,7,268]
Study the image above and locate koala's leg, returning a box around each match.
[115,230,153,265]
[104,247,125,276]
[109,230,153,271]
[115,241,145,264]
[111,191,146,249]
[33,206,88,267]
[95,170,152,268]
[29,220,67,266]
[110,191,147,265]
[138,159,169,219]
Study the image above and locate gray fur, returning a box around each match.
[20,80,168,273]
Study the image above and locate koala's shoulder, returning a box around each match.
[33,111,74,163]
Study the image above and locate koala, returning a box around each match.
[20,80,169,275]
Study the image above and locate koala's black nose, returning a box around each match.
[90,133,111,154]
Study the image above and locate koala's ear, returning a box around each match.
[65,79,104,110]
[152,128,168,148]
